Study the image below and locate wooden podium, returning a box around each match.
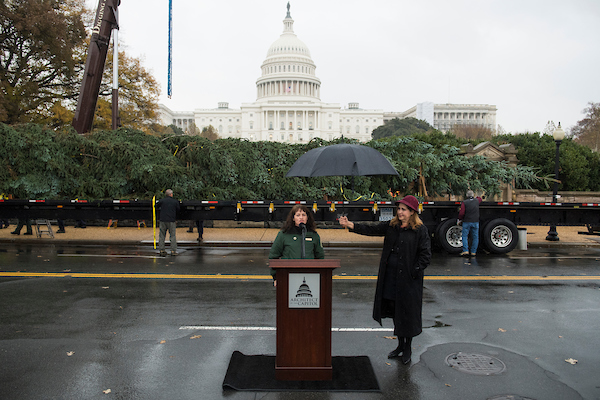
[270,259,340,381]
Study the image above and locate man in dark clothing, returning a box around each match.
[157,189,180,256]
[11,218,32,235]
[458,190,482,257]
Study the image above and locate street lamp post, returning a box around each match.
[546,122,565,241]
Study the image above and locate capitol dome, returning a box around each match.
[256,2,321,100]
[266,24,311,59]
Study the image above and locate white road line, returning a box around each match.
[58,254,161,259]
[508,256,600,259]
[179,326,393,332]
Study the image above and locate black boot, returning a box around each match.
[401,337,412,364]
[387,337,404,358]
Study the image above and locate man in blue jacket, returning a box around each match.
[157,189,180,256]
[458,190,482,257]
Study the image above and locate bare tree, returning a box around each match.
[572,102,600,152]
[200,125,220,141]
[450,124,494,140]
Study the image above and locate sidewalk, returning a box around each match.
[1,224,599,248]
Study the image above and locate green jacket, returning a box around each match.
[268,229,325,277]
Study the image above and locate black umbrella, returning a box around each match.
[285,143,399,195]
[286,143,399,178]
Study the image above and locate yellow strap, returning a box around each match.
[152,195,156,249]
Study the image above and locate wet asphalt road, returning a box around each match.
[1,244,600,400]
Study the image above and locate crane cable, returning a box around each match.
[167,0,173,98]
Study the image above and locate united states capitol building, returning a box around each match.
[159,4,496,143]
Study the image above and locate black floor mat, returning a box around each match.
[222,351,381,392]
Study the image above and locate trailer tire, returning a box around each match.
[436,218,463,254]
[482,218,518,254]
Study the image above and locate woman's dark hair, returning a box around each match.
[281,204,317,232]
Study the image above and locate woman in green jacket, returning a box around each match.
[268,204,325,279]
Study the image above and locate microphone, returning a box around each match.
[299,223,306,259]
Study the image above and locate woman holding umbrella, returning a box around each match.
[269,204,325,281]
[338,195,431,364]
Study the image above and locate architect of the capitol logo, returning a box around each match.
[289,273,320,308]
[295,278,313,298]
[160,3,496,143]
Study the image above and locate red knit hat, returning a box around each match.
[396,195,419,212]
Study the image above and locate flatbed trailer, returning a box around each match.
[2,199,599,253]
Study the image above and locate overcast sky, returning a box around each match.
[90,0,600,134]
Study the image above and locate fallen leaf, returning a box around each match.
[159,340,166,344]
[103,389,111,394]
[190,335,202,339]
[565,358,578,365]
[445,383,452,387]
[498,328,507,332]
[383,336,397,340]
[385,362,391,366]
[102,286,109,289]
[558,335,563,338]
[67,351,74,356]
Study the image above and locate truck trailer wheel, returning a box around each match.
[482,218,518,253]
[436,218,463,254]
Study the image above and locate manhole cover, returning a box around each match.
[445,352,506,375]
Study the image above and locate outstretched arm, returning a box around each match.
[338,216,354,230]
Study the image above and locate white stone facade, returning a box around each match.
[160,5,495,142]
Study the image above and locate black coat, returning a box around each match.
[157,196,180,222]
[351,221,431,337]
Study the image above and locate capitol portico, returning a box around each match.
[160,4,496,143]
